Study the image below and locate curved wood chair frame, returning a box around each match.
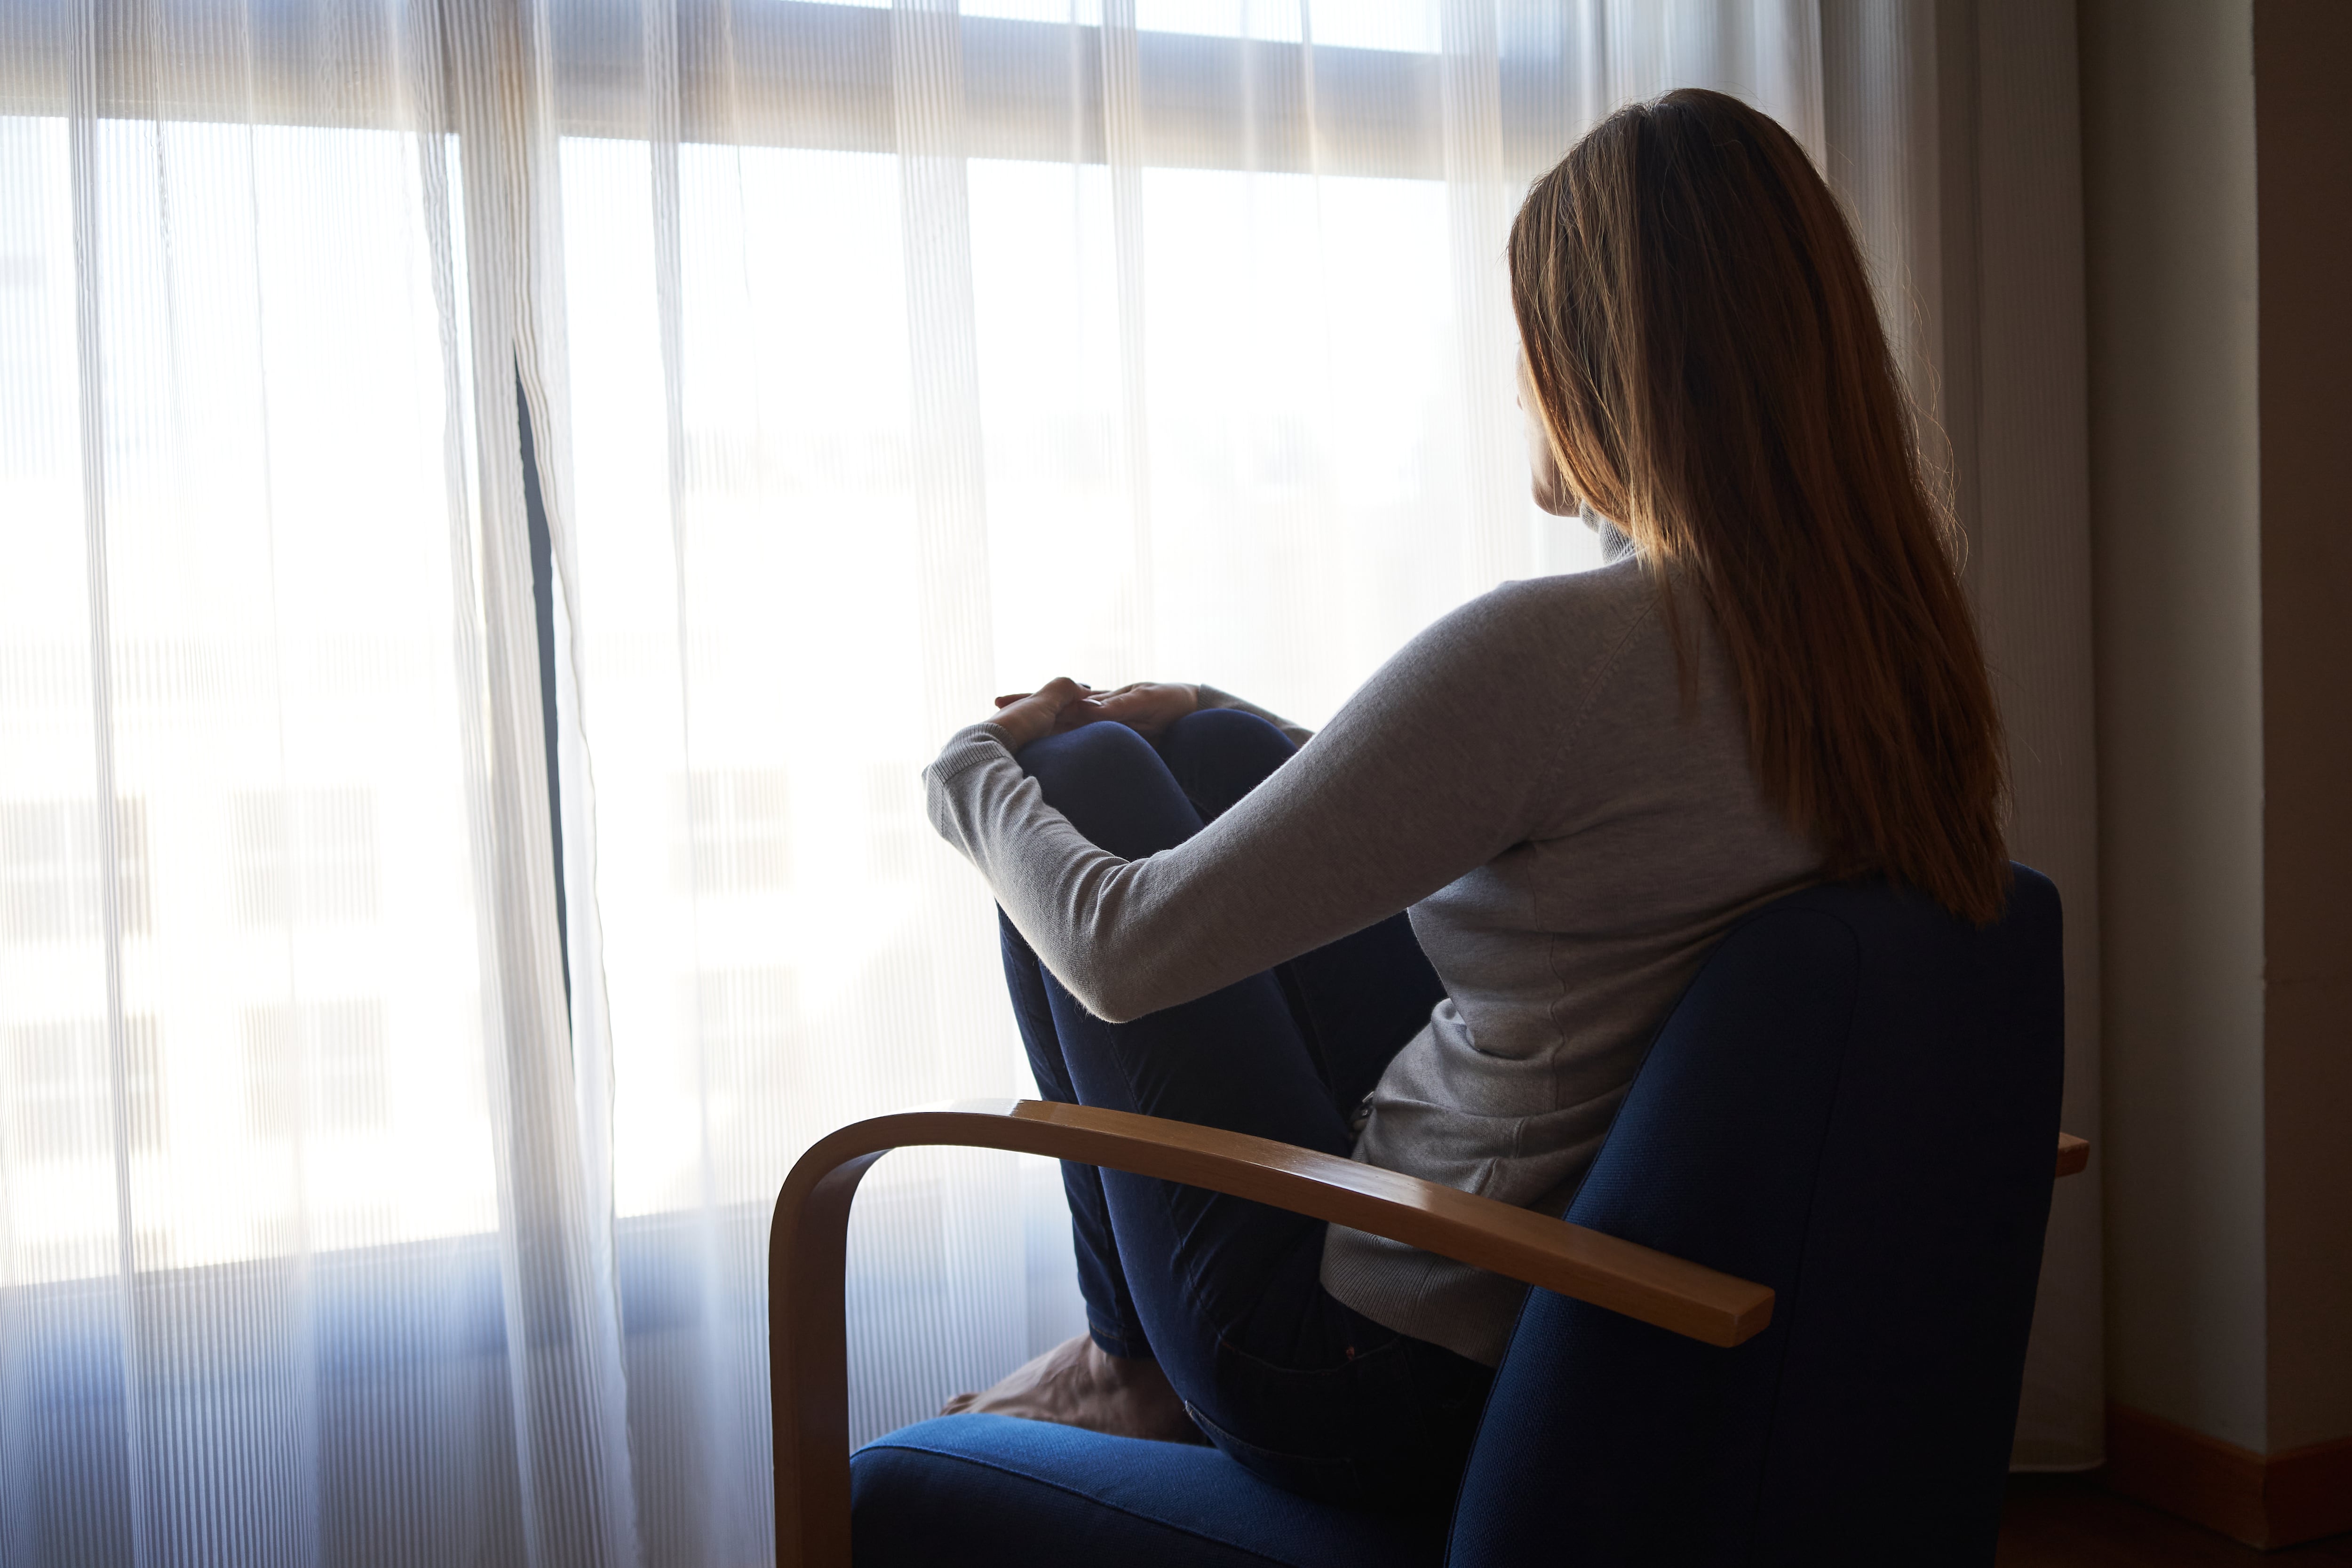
[768,1098,2092,1568]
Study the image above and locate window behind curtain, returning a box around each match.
[0,113,497,1286]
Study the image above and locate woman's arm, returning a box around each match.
[927,581,1642,1022]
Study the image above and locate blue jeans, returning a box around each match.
[998,708,1494,1513]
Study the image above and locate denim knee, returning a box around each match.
[1019,720,1165,808]
[1018,722,1201,859]
[1158,707,1297,820]
[1161,705,1289,753]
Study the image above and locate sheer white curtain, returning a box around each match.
[0,0,2097,1562]
[0,0,637,1559]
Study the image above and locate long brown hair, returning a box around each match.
[1510,88,2010,923]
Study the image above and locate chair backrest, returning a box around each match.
[1445,870,2065,1568]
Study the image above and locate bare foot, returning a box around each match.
[942,1334,1206,1444]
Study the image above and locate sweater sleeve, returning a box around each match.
[923,583,1609,1023]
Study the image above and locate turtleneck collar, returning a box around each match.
[1591,513,1637,565]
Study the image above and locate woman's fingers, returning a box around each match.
[1054,681,1200,739]
[985,678,1093,750]
[1091,692,1146,721]
[1051,695,1112,733]
[1050,684,1154,733]
[997,683,1096,709]
[980,678,1196,747]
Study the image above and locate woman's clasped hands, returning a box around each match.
[986,679,1200,751]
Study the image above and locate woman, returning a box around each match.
[921,88,2005,1511]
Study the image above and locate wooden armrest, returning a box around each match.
[766,1101,2092,1567]
[767,1097,1772,1568]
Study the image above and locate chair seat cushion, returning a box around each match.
[849,1415,1446,1568]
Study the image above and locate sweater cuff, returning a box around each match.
[924,721,1017,788]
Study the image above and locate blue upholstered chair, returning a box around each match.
[771,870,2083,1568]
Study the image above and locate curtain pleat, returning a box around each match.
[439,0,642,1553]
[1934,0,2104,1471]
[0,3,2103,1562]
[1439,0,1524,592]
[6,0,652,1556]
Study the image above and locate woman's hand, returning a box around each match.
[988,680,1201,745]
[985,677,1093,751]
[1060,681,1201,740]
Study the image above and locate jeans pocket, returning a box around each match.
[1182,1396,1373,1509]
[1187,1329,1428,1511]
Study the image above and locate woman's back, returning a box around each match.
[1307,552,1819,1365]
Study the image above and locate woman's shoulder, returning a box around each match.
[1351,558,1665,732]
[1436,557,1661,664]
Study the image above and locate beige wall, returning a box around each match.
[2253,0,2352,1457]
[2080,0,2267,1451]
[2082,0,2352,1457]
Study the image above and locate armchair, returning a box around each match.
[773,870,2084,1567]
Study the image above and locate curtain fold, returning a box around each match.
[1929,0,2104,1472]
[0,3,2102,1562]
[442,0,643,1556]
